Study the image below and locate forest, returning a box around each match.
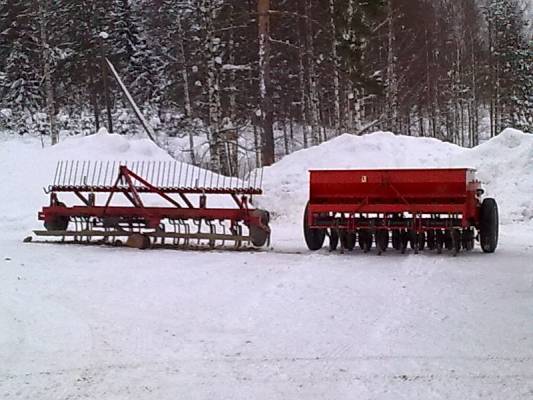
[0,0,531,174]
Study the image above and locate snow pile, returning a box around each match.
[458,128,533,222]
[0,131,171,233]
[0,128,530,235]
[258,129,533,224]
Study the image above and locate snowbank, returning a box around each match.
[0,128,531,235]
[0,132,173,232]
[258,129,533,224]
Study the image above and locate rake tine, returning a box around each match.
[155,161,161,187]
[90,161,97,186]
[164,161,169,187]
[66,160,74,186]
[160,161,166,187]
[79,161,85,186]
[112,161,117,185]
[74,161,80,186]
[166,161,171,187]
[83,161,90,185]
[97,161,103,186]
[67,160,74,185]
[103,162,110,187]
[252,166,257,190]
[167,161,171,187]
[60,160,65,185]
[178,162,183,188]
[184,163,190,188]
[200,167,206,189]
[150,161,155,184]
[172,161,177,188]
[53,161,60,186]
[56,161,62,186]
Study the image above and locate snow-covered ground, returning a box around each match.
[1,130,532,399]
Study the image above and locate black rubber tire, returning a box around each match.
[340,231,356,251]
[479,198,499,253]
[329,229,339,251]
[303,203,326,251]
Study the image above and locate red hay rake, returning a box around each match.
[303,168,499,256]
[32,160,271,250]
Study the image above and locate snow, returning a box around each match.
[258,129,533,224]
[0,130,532,399]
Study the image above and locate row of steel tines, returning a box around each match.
[50,160,264,193]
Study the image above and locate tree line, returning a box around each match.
[0,0,531,174]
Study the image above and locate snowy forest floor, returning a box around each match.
[0,130,532,399]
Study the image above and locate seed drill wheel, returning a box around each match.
[410,231,425,253]
[303,202,326,251]
[392,230,401,250]
[479,198,499,253]
[462,229,475,251]
[328,229,339,251]
[444,230,453,251]
[400,230,410,254]
[358,229,373,253]
[340,231,356,251]
[436,230,444,254]
[249,209,271,247]
[375,230,389,255]
[427,230,436,251]
[450,229,461,257]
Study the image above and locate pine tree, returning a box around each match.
[0,0,41,120]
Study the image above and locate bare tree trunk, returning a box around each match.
[176,14,196,165]
[227,8,239,174]
[258,0,275,166]
[385,0,398,132]
[297,2,308,148]
[328,0,341,136]
[39,0,58,145]
[88,59,100,132]
[203,1,224,172]
[305,0,320,145]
